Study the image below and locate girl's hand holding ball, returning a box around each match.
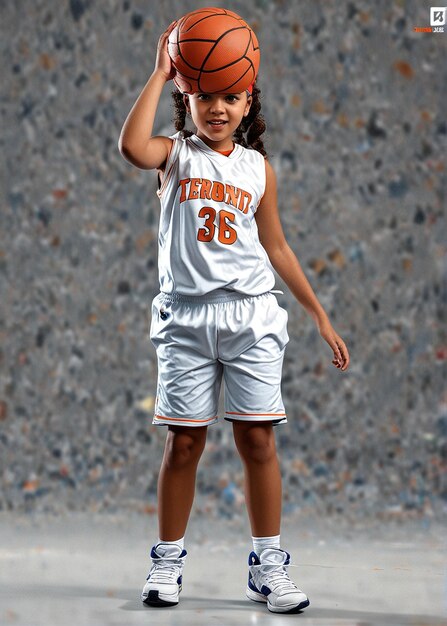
[155,20,177,81]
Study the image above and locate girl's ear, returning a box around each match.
[244,95,252,117]
[183,94,190,113]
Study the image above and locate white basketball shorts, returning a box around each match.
[149,289,289,428]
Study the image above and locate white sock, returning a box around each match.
[158,536,184,549]
[156,536,185,555]
[252,534,281,556]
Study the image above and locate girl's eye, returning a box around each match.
[197,94,238,102]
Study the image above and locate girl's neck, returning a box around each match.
[215,143,234,155]
[195,131,234,154]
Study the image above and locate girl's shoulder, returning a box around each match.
[169,129,192,141]
[164,130,191,160]
[157,131,193,176]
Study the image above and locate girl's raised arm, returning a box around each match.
[118,20,177,170]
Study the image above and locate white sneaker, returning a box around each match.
[246,548,310,613]
[141,543,187,607]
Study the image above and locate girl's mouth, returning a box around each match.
[207,121,227,127]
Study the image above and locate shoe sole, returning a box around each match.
[141,588,180,607]
[246,586,310,613]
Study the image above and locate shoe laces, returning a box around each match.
[147,558,183,583]
[258,564,301,593]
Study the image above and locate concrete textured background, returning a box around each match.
[1,0,446,528]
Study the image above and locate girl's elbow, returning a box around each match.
[118,144,139,168]
[118,140,132,160]
[264,240,289,260]
[118,143,153,170]
[118,136,141,158]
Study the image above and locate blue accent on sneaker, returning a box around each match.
[150,546,187,560]
[248,549,291,566]
[248,577,258,592]
[261,584,272,596]
[282,551,291,565]
[248,550,261,566]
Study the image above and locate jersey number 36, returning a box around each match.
[197,206,237,245]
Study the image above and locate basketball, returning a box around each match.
[168,7,260,94]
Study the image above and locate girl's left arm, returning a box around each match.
[255,159,350,371]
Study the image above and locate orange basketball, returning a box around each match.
[168,7,260,94]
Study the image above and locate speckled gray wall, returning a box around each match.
[1,0,446,524]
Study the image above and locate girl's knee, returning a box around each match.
[233,422,277,464]
[163,426,207,469]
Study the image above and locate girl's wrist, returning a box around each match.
[152,68,172,83]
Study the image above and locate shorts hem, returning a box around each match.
[225,410,286,417]
[152,413,218,427]
[224,411,287,425]
[224,417,287,426]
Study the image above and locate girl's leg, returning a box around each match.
[232,421,282,536]
[157,424,208,541]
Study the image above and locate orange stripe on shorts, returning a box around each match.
[225,411,286,417]
[154,414,217,424]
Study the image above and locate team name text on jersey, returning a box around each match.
[178,178,253,214]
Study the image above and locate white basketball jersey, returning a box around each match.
[155,131,276,296]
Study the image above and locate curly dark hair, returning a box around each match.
[171,83,267,158]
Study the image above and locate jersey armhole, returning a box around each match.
[254,155,268,211]
[156,138,177,198]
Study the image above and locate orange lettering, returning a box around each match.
[225,184,240,209]
[238,190,252,214]
[200,178,212,200]
[181,178,252,213]
[188,178,201,200]
[179,179,190,203]
[211,181,225,202]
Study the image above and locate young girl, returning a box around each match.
[118,20,349,614]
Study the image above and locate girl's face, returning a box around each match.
[184,91,252,150]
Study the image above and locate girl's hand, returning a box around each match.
[155,20,178,81]
[317,318,350,371]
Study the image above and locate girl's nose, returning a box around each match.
[209,98,225,113]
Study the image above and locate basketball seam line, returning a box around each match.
[180,9,243,35]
